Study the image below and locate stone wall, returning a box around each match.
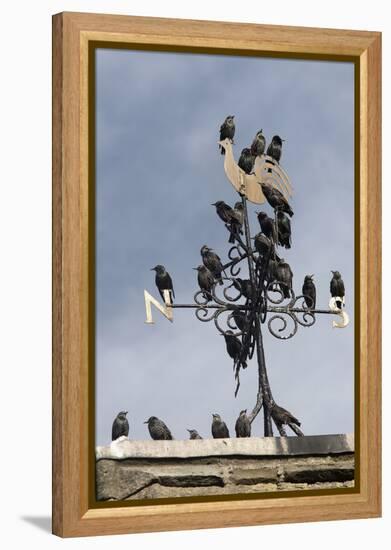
[96,434,354,501]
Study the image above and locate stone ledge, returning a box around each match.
[96,433,354,460]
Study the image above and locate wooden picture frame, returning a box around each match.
[52,11,381,537]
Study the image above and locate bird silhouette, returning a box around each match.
[111,411,129,441]
[261,182,294,217]
[271,403,301,427]
[302,275,316,309]
[251,130,266,158]
[235,409,251,437]
[276,259,293,299]
[232,278,253,300]
[187,429,203,440]
[276,211,292,248]
[211,413,230,438]
[256,211,277,241]
[201,245,224,284]
[144,416,173,440]
[219,115,235,155]
[150,265,175,304]
[238,147,255,175]
[194,265,215,301]
[330,271,345,309]
[266,135,285,163]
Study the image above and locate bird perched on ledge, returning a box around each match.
[211,413,230,438]
[112,411,129,441]
[150,265,175,304]
[144,416,173,440]
[219,115,235,155]
[187,429,203,440]
[235,409,251,437]
[271,403,302,436]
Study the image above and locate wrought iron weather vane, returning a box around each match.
[144,137,349,438]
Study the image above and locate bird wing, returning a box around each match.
[166,273,175,298]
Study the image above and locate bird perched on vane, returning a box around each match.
[194,265,215,302]
[235,409,251,437]
[144,416,173,440]
[330,270,345,309]
[260,182,294,217]
[271,402,303,436]
[266,135,285,163]
[151,265,175,304]
[232,309,248,332]
[200,245,224,284]
[187,429,203,440]
[253,232,272,258]
[219,115,235,155]
[256,211,277,241]
[223,330,247,370]
[302,274,316,309]
[211,413,230,438]
[276,211,292,249]
[232,277,253,300]
[238,147,255,175]
[276,259,293,299]
[212,200,243,243]
[112,410,129,441]
[230,201,244,243]
[251,130,266,158]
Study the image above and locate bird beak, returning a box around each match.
[331,270,335,274]
[211,203,217,206]
[192,267,198,270]
[150,268,155,271]
[143,420,148,424]
[125,411,128,415]
[310,274,314,278]
[186,429,191,433]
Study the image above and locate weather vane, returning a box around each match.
[144,119,349,438]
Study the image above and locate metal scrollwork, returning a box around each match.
[267,312,298,340]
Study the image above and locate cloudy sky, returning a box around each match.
[95,48,355,445]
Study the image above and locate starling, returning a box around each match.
[271,403,301,427]
[219,115,235,155]
[111,411,129,441]
[266,135,284,163]
[144,416,173,440]
[235,409,251,437]
[150,265,175,304]
[251,130,266,158]
[212,200,234,224]
[267,257,279,285]
[276,211,292,249]
[232,278,253,300]
[253,232,272,257]
[194,265,215,301]
[330,270,345,309]
[261,182,294,217]
[229,201,244,243]
[302,275,316,309]
[276,259,293,299]
[187,429,203,440]
[211,413,230,438]
[201,245,224,284]
[256,211,277,241]
[223,330,247,370]
[238,147,255,175]
[232,309,247,332]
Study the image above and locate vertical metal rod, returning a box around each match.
[241,195,273,436]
